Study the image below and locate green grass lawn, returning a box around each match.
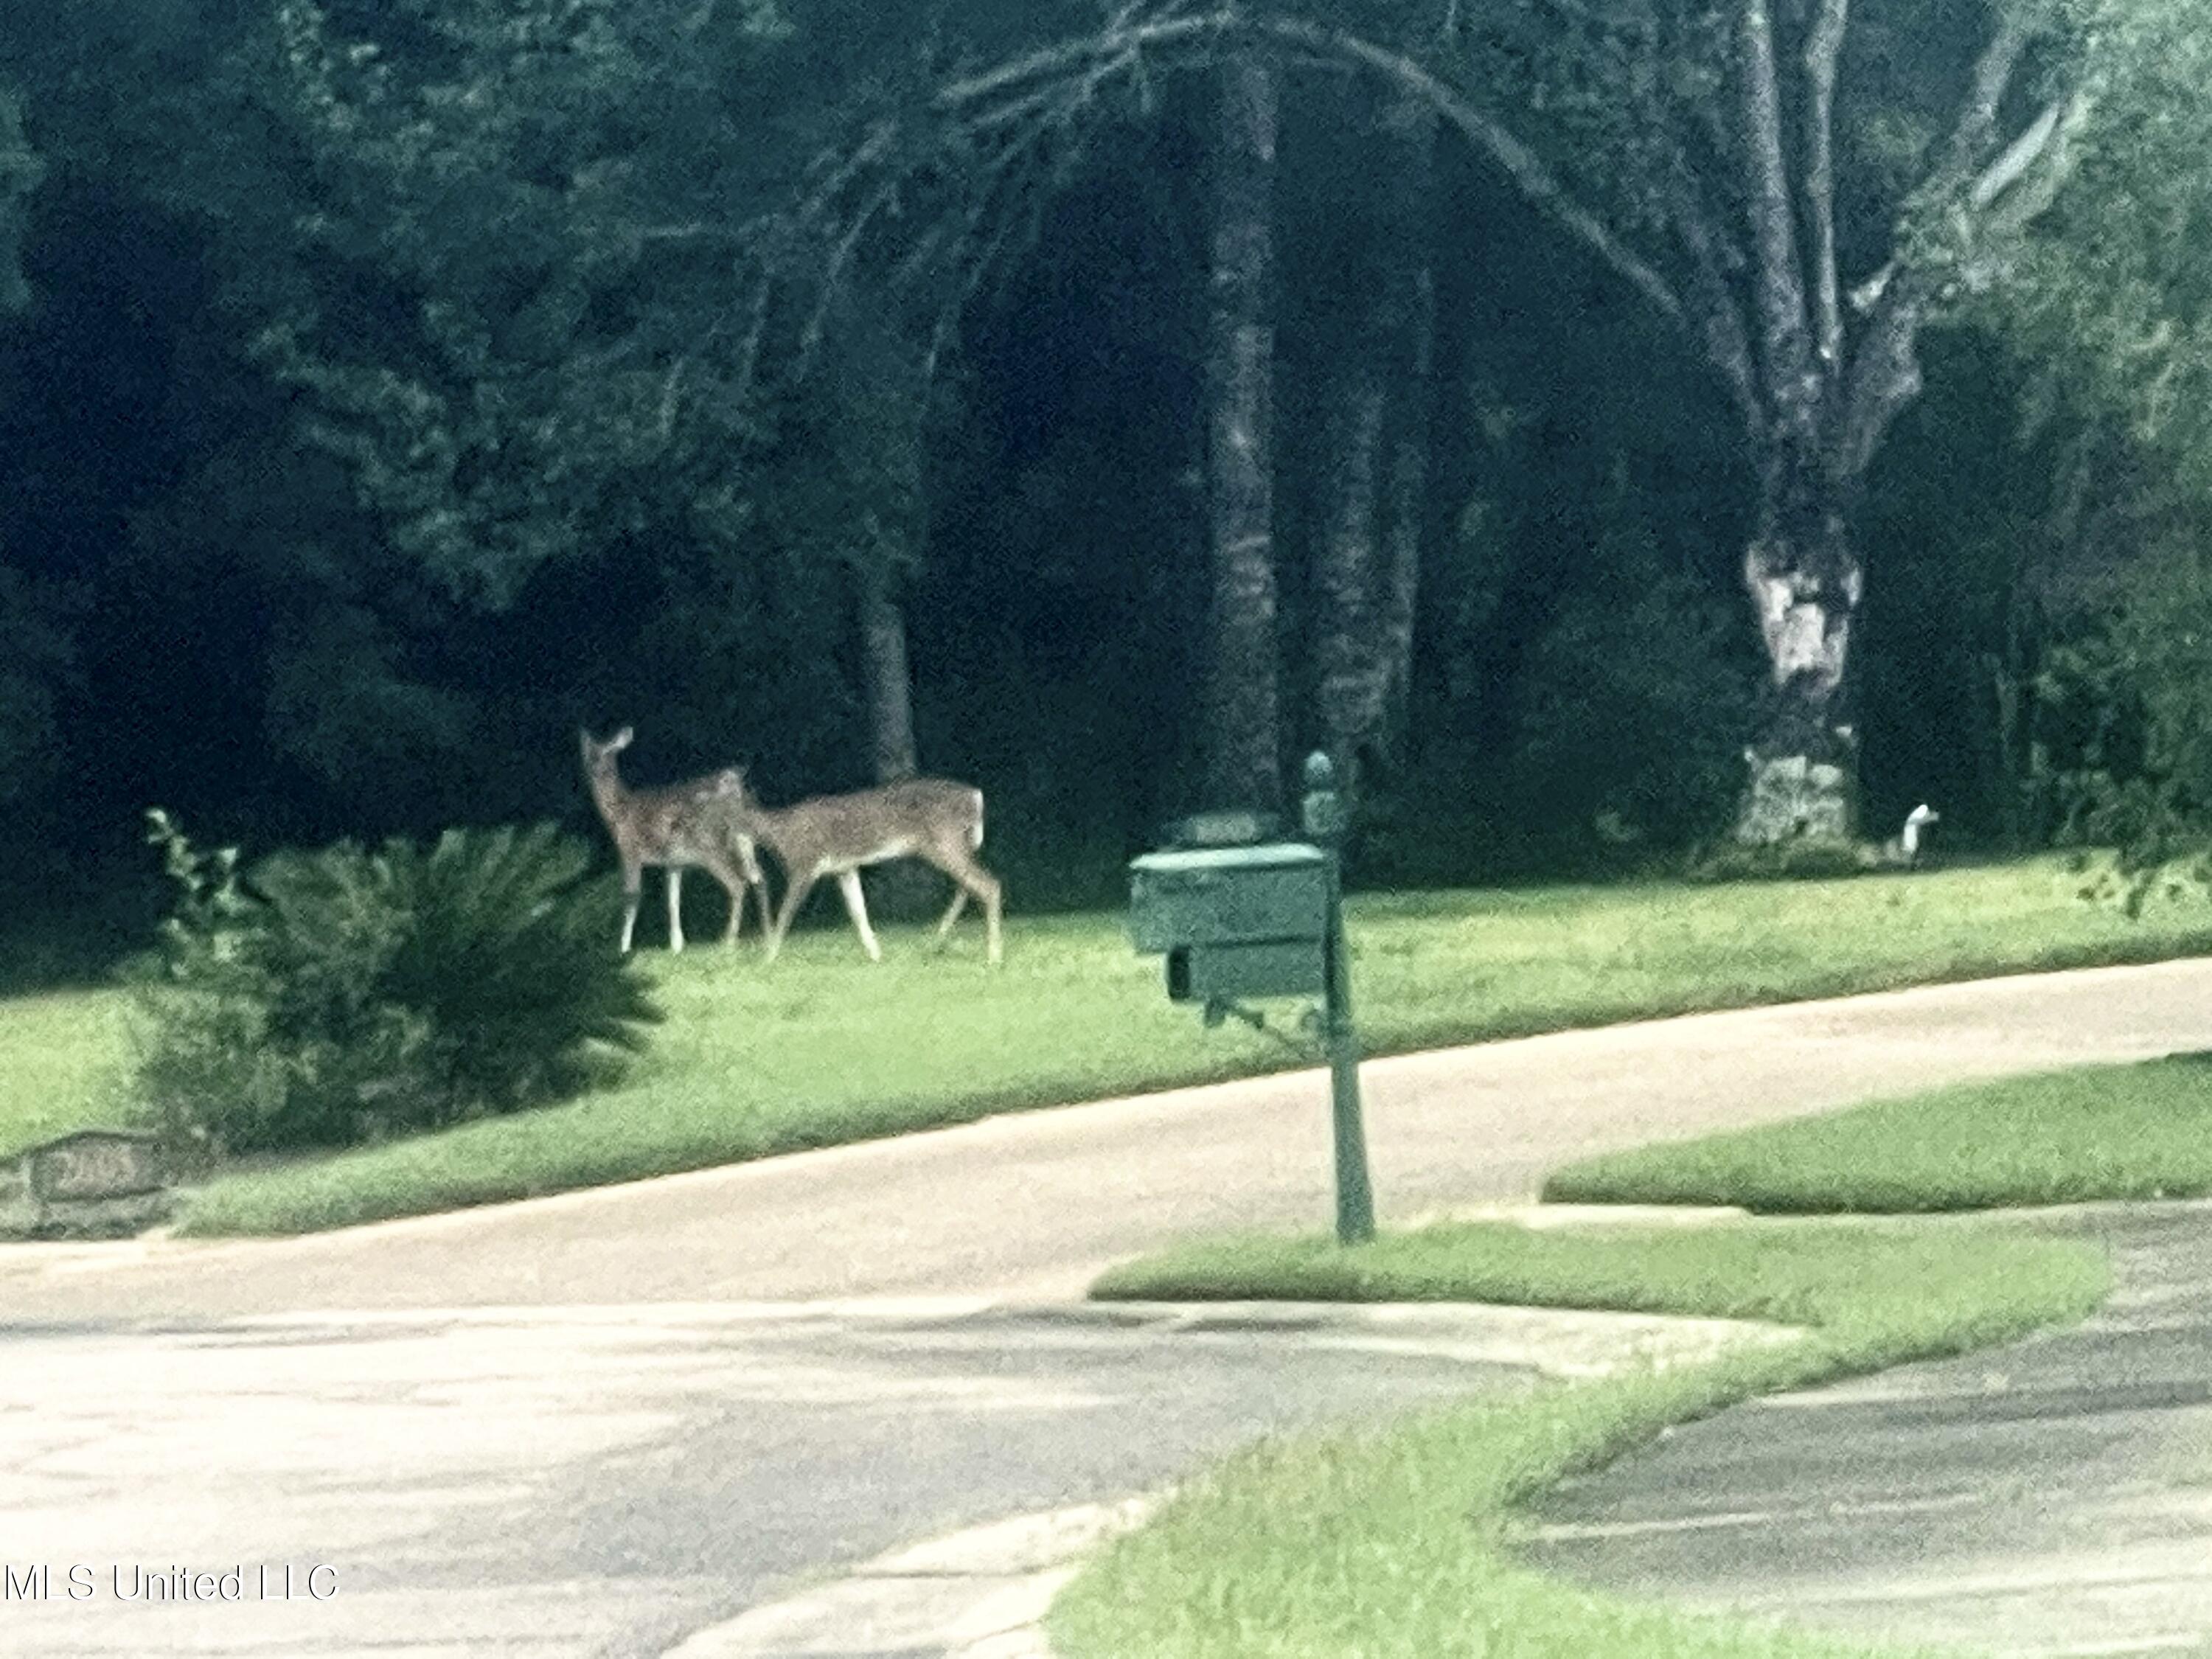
[1545,1054,2212,1213]
[0,990,133,1161]
[1057,1216,2108,1658]
[4,855,2208,1232]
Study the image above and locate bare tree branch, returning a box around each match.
[1669,172,1764,441]
[1252,16,1690,326]
[930,11,1692,327]
[1736,0,1816,416]
[796,176,904,369]
[1971,94,2071,212]
[1832,268,1928,479]
[1933,7,2033,189]
[1803,0,1848,378]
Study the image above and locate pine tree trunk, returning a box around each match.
[1734,445,1863,844]
[1195,49,1281,814]
[1377,101,1436,752]
[858,565,931,918]
[1314,365,1389,801]
[859,568,919,785]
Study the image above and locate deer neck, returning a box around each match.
[585,762,629,827]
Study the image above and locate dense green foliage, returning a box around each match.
[0,0,2206,971]
[133,813,659,1155]
[1060,1216,2107,1657]
[1547,1055,2212,1213]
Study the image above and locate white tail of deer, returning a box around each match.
[729,773,1003,965]
[580,728,767,953]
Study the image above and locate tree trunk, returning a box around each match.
[1314,364,1389,802]
[857,564,933,919]
[1195,49,1281,814]
[1734,445,1864,844]
[859,567,919,785]
[1377,101,1436,753]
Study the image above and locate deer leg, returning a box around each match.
[619,860,643,955]
[736,837,769,946]
[666,866,686,953]
[926,847,1003,964]
[933,887,970,939]
[705,856,749,946]
[835,870,883,961]
[765,868,818,965]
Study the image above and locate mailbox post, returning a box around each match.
[1302,753,1376,1245]
[1127,752,1377,1245]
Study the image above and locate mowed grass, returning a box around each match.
[1546,1054,2212,1213]
[1056,1217,2108,1658]
[0,855,2198,1234]
[0,990,133,1161]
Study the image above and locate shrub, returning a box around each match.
[131,812,661,1155]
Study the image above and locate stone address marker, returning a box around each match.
[0,1128,173,1239]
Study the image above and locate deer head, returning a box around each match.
[580,726,635,777]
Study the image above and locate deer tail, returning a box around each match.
[970,790,986,851]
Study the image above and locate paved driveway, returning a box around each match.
[1525,1202,2212,1658]
[0,1298,1766,1658]
[7,959,2210,1324]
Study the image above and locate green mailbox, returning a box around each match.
[1126,754,1375,1245]
[1128,842,1329,1003]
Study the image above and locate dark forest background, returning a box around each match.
[1,0,2207,986]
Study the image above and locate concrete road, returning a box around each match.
[5,958,2212,1658]
[0,1297,1765,1658]
[1525,1202,2212,1658]
[5,957,2211,1324]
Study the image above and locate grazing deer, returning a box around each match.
[579,728,767,953]
[727,773,1003,965]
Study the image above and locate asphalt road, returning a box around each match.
[4,957,2212,1658]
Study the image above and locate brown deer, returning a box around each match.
[727,773,1004,965]
[579,728,767,953]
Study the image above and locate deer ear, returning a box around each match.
[612,726,634,751]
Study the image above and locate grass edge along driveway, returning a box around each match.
[1050,1216,2106,1658]
[1544,1054,2212,1213]
[9,855,2207,1234]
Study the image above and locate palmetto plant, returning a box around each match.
[136,814,661,1154]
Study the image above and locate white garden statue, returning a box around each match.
[1883,803,1940,868]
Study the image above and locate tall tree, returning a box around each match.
[1197,49,1283,813]
[1310,88,1436,801]
[888,1,2090,841]
[1377,97,1438,754]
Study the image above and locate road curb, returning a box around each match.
[659,1496,1160,1658]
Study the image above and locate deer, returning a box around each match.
[724,772,1004,965]
[579,727,768,953]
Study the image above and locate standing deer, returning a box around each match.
[579,728,767,953]
[727,773,1004,965]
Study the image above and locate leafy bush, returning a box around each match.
[2042,545,2212,913]
[132,812,660,1155]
